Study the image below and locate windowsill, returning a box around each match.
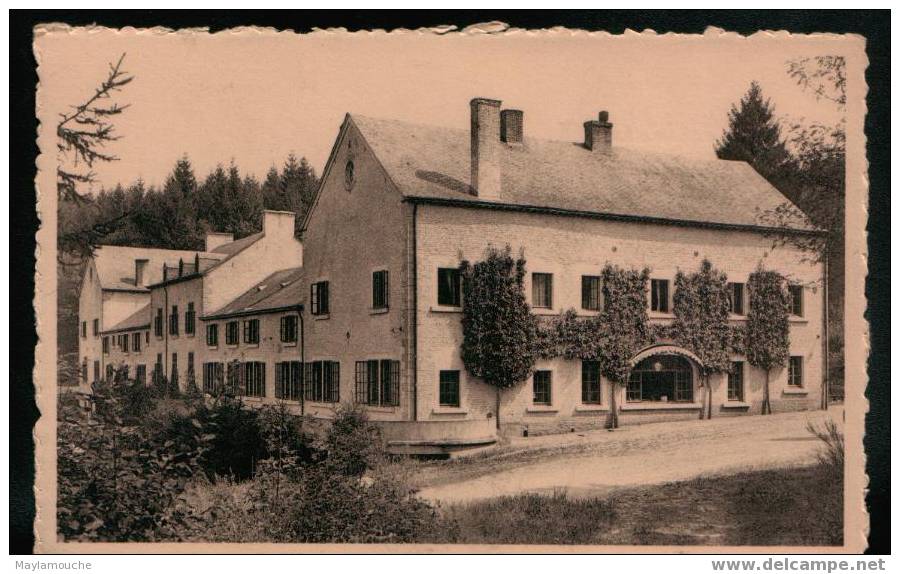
[369,307,389,315]
[430,305,462,314]
[648,312,675,320]
[185,333,195,338]
[281,341,297,347]
[313,314,331,321]
[574,405,609,413]
[722,401,751,409]
[579,309,602,316]
[363,405,399,413]
[789,317,809,324]
[432,407,467,415]
[526,405,558,413]
[728,315,748,322]
[531,308,558,316]
[783,387,808,395]
[208,345,219,350]
[226,344,238,349]
[242,397,264,403]
[621,401,702,411]
[244,343,260,349]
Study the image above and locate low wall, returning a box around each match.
[377,418,497,454]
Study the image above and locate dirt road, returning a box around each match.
[415,407,842,504]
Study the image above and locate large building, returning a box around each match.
[80,98,826,453]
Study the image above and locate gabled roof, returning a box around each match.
[210,231,263,256]
[202,267,304,320]
[103,303,151,334]
[92,245,224,292]
[148,232,265,288]
[348,114,817,233]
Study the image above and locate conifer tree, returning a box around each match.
[715,81,792,188]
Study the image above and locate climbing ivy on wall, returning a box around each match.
[672,260,732,377]
[459,245,539,428]
[746,266,791,414]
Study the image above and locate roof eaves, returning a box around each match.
[201,303,303,322]
[403,196,826,237]
[101,323,151,335]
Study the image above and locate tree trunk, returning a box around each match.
[762,370,772,415]
[495,386,501,430]
[707,374,714,420]
[610,381,619,429]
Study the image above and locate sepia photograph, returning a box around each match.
[25,18,874,554]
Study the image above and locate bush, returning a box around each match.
[320,403,384,478]
[808,419,844,477]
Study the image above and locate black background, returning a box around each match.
[9,10,890,556]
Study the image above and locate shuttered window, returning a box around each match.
[354,360,400,406]
[169,305,179,335]
[203,362,224,395]
[154,308,163,337]
[207,323,219,347]
[225,321,239,346]
[581,276,602,311]
[185,302,196,335]
[275,361,303,401]
[242,361,266,397]
[311,281,330,315]
[280,315,297,343]
[372,270,389,309]
[243,319,260,345]
[132,332,141,353]
[304,360,340,403]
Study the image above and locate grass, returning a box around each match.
[437,464,842,546]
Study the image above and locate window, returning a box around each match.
[532,273,553,309]
[187,352,195,380]
[171,353,179,387]
[533,370,552,405]
[311,281,330,315]
[354,360,400,406]
[202,362,224,395]
[582,275,602,311]
[651,279,670,313]
[185,302,196,335]
[627,355,693,402]
[106,364,114,381]
[439,370,460,407]
[145,331,149,344]
[788,356,803,387]
[225,321,239,346]
[728,361,745,401]
[280,315,297,343]
[372,270,389,309]
[275,361,303,401]
[154,308,163,337]
[243,361,266,397]
[729,282,745,315]
[92,319,99,337]
[93,360,100,382]
[207,323,219,347]
[121,333,129,353]
[437,268,461,307]
[169,305,179,336]
[102,336,109,355]
[582,360,602,404]
[789,285,804,317]
[81,321,86,338]
[154,353,163,385]
[305,360,340,403]
[132,332,141,353]
[243,319,260,345]
[135,364,147,385]
[81,359,88,383]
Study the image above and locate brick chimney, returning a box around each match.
[205,231,234,252]
[470,98,502,199]
[584,111,613,153]
[500,109,524,144]
[134,259,148,287]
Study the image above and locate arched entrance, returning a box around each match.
[626,345,704,404]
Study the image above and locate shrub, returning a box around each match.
[807,419,844,476]
[320,403,384,478]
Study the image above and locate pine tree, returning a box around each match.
[715,82,792,189]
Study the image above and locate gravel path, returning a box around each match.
[416,407,842,504]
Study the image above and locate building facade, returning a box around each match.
[82,98,826,453]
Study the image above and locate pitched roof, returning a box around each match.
[92,245,225,292]
[349,114,816,232]
[147,232,265,288]
[210,231,263,256]
[203,267,304,319]
[104,303,151,334]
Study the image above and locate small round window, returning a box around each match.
[344,160,355,191]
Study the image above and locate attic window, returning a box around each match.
[257,284,267,292]
[280,281,292,288]
[345,160,355,191]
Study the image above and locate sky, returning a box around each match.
[36,27,848,192]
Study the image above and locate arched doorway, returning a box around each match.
[626,353,696,404]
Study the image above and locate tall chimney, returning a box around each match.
[500,109,524,144]
[584,111,613,153]
[205,232,234,252]
[263,210,296,239]
[470,98,502,199]
[134,259,148,287]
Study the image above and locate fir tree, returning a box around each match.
[715,81,792,188]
